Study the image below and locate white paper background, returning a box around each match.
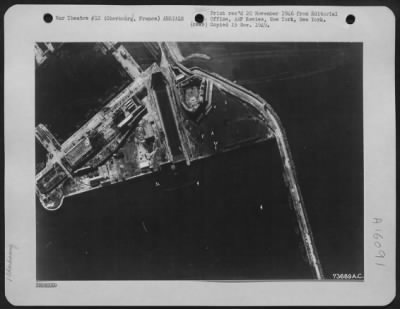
[4,5,396,306]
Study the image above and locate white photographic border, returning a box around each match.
[4,5,396,306]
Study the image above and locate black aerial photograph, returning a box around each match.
[35,42,363,281]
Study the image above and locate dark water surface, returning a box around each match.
[180,43,363,278]
[36,43,363,280]
[35,43,132,143]
[37,139,312,280]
